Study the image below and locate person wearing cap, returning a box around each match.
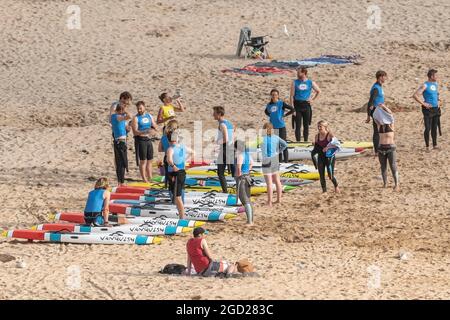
[413,69,442,151]
[166,129,193,220]
[185,227,236,277]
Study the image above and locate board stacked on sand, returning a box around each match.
[1,229,162,245]
[33,223,192,236]
[249,138,373,150]
[50,212,206,227]
[112,187,241,206]
[152,175,314,187]
[127,182,297,195]
[109,200,244,214]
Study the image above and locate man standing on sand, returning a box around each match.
[412,69,441,151]
[110,91,132,120]
[213,106,235,193]
[365,70,387,155]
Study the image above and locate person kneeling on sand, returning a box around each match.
[185,227,236,277]
[83,178,111,227]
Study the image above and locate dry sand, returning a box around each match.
[0,0,449,299]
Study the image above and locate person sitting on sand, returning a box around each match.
[84,177,111,226]
[166,130,193,220]
[158,119,179,188]
[109,91,132,121]
[234,140,254,225]
[260,122,288,207]
[156,92,186,131]
[373,105,399,191]
[131,101,158,183]
[311,121,340,193]
[185,227,236,277]
[111,103,131,186]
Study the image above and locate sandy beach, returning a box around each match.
[0,0,449,299]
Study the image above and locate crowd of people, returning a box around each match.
[81,67,442,276]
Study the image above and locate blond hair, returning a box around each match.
[263,122,273,135]
[94,177,109,190]
[165,119,179,134]
[317,120,333,136]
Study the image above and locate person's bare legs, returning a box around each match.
[273,173,282,204]
[146,160,153,180]
[174,196,185,219]
[264,174,273,207]
[139,160,148,183]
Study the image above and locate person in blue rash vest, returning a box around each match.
[166,130,194,220]
[110,103,131,186]
[213,106,235,193]
[289,67,321,142]
[365,70,388,154]
[261,122,288,207]
[234,140,254,225]
[264,89,294,162]
[84,177,111,226]
[158,119,179,188]
[131,101,159,183]
[413,69,441,151]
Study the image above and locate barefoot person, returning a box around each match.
[131,101,158,183]
[213,106,235,193]
[412,69,441,151]
[234,140,254,225]
[365,70,387,154]
[83,178,111,227]
[261,123,288,207]
[166,130,193,220]
[373,105,399,191]
[111,104,131,186]
[185,227,236,277]
[264,89,294,162]
[109,91,132,121]
[311,121,340,193]
[156,92,186,131]
[290,67,321,142]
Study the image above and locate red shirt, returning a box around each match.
[186,237,210,273]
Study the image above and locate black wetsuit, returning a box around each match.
[377,124,399,187]
[368,87,380,152]
[311,133,338,192]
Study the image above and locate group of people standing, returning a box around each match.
[94,66,442,227]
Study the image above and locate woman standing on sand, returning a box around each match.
[311,121,340,193]
[156,92,186,131]
[260,122,288,207]
[373,105,399,191]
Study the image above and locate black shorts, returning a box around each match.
[168,170,186,197]
[135,137,154,161]
[84,212,104,226]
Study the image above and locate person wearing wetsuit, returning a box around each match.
[132,101,159,183]
[366,70,387,154]
[167,130,193,220]
[413,69,441,151]
[109,91,132,122]
[111,104,131,186]
[311,121,340,193]
[158,119,179,188]
[290,67,321,142]
[234,140,254,225]
[264,89,294,162]
[213,106,235,193]
[374,106,399,191]
[84,177,111,226]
